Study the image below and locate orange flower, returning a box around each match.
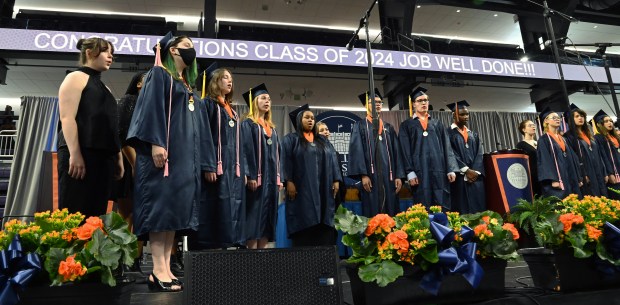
[76,223,100,240]
[58,254,87,282]
[559,213,584,233]
[502,223,520,240]
[481,215,491,224]
[585,224,602,240]
[85,216,104,231]
[474,223,488,236]
[365,214,395,236]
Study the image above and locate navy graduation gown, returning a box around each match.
[594,134,620,199]
[565,132,608,197]
[127,66,215,236]
[196,97,246,248]
[398,116,459,209]
[348,119,404,216]
[537,134,582,199]
[281,134,342,236]
[448,126,486,214]
[241,119,281,241]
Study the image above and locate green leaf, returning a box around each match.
[99,266,116,287]
[358,261,404,287]
[334,206,368,235]
[43,248,68,281]
[419,245,439,263]
[87,229,121,269]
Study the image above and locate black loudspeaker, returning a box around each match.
[183,246,342,305]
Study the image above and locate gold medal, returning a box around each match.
[267,138,273,145]
[423,131,428,137]
[188,103,195,112]
[229,120,235,127]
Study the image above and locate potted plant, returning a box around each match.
[335,204,519,305]
[0,209,138,305]
[510,194,620,291]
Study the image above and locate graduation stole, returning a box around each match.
[547,131,566,152]
[417,113,429,132]
[303,131,314,143]
[216,95,235,120]
[608,135,620,148]
[457,125,469,143]
[366,115,384,135]
[258,118,272,137]
[578,130,591,146]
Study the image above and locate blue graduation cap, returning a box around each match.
[357,88,383,106]
[569,103,580,111]
[153,31,175,61]
[205,62,218,83]
[538,106,556,124]
[288,104,310,130]
[409,86,428,101]
[242,83,269,108]
[446,100,470,112]
[594,109,609,123]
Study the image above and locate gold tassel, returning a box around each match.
[201,70,206,99]
[366,92,370,117]
[408,95,413,118]
[592,120,599,135]
[249,88,253,116]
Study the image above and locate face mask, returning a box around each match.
[176,47,196,66]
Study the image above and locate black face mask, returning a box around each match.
[176,47,196,66]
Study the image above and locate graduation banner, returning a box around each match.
[315,110,360,181]
[1,28,619,82]
[483,152,533,214]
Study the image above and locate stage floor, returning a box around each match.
[124,253,620,305]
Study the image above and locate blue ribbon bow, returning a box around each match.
[420,213,484,295]
[595,222,620,276]
[0,235,42,305]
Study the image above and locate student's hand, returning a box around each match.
[409,178,419,187]
[287,181,297,200]
[610,175,617,184]
[332,181,340,199]
[605,175,609,184]
[465,169,479,183]
[68,152,86,180]
[204,172,217,182]
[551,181,561,189]
[248,179,258,191]
[395,179,402,193]
[585,176,590,184]
[151,145,167,168]
[361,175,372,192]
[447,172,456,183]
[113,153,124,180]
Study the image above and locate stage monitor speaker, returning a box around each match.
[183,246,343,305]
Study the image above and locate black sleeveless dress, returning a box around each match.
[57,66,120,217]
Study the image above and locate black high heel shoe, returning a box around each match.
[171,278,184,287]
[148,273,182,292]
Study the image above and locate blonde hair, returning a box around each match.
[245,95,275,128]
[207,68,234,103]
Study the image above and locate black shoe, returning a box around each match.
[147,273,182,292]
[170,253,184,277]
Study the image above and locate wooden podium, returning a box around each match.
[483,150,533,214]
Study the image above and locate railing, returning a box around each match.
[0,130,17,162]
[397,33,431,53]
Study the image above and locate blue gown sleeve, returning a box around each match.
[127,67,169,149]
[537,135,559,183]
[398,120,415,176]
[242,120,258,180]
[389,124,405,179]
[347,121,368,179]
[472,132,485,175]
[198,96,216,173]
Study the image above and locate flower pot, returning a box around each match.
[345,258,506,305]
[520,247,620,292]
[18,281,134,305]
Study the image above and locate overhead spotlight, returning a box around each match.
[284,0,291,4]
[520,55,529,62]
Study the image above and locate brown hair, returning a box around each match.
[207,68,234,103]
[246,94,275,128]
[518,120,532,136]
[568,109,592,140]
[76,37,114,66]
[596,116,620,142]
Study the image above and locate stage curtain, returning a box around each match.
[3,96,59,223]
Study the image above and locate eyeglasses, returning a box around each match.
[526,124,536,127]
[546,115,561,120]
[415,99,429,104]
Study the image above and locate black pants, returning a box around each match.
[57,146,114,217]
[290,224,337,247]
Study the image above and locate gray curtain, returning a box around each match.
[3,96,59,221]
[233,104,537,154]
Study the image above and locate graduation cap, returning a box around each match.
[538,106,555,124]
[446,100,470,112]
[153,32,175,67]
[408,86,428,118]
[357,88,383,116]
[242,83,269,116]
[200,62,219,99]
[288,104,310,131]
[594,109,609,124]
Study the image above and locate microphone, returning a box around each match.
[346,34,358,51]
[544,37,567,48]
[496,142,503,151]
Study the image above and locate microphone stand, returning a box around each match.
[347,0,386,211]
[527,0,578,110]
[569,42,620,125]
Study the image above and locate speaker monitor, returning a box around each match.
[183,246,343,305]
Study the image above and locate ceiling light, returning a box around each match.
[520,56,529,62]
[456,9,461,13]
[593,25,598,28]
[417,5,421,8]
[493,14,498,17]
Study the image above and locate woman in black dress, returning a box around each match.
[515,119,540,197]
[57,37,123,217]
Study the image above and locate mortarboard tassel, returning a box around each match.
[408,95,413,118]
[592,120,599,135]
[366,92,370,117]
[201,70,207,99]
[249,88,253,117]
[154,42,162,67]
